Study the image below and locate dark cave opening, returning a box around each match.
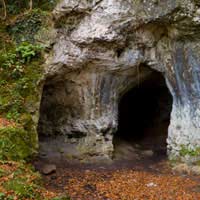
[113,71,172,160]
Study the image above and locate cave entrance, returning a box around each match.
[113,71,172,161]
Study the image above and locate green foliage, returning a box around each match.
[0,161,72,199]
[6,0,58,15]
[0,1,72,199]
[7,9,46,43]
[4,178,40,199]
[1,51,23,80]
[0,162,43,200]
[0,127,38,161]
[0,42,43,80]
[0,92,24,122]
[16,42,43,63]
[180,145,200,157]
[35,0,59,11]
[0,169,6,178]
[7,0,30,14]
[0,0,54,165]
[0,41,43,119]
[0,45,42,161]
[52,196,71,200]
[0,0,69,198]
[0,192,14,200]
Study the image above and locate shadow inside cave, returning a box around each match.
[113,71,172,162]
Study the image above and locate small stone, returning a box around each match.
[173,164,200,175]
[70,138,77,143]
[58,148,64,153]
[191,166,200,175]
[196,9,200,15]
[42,164,56,175]
[142,150,154,157]
[172,163,190,174]
[146,182,157,187]
[134,144,141,148]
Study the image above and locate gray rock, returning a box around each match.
[42,164,56,175]
[173,164,200,175]
[37,0,200,163]
[142,150,154,157]
[191,166,200,175]
[172,163,191,174]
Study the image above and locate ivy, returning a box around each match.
[6,0,58,15]
[7,9,44,43]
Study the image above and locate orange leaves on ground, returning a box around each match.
[43,164,200,200]
[65,169,200,200]
[0,117,16,128]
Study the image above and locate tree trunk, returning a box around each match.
[29,0,33,11]
[1,0,7,20]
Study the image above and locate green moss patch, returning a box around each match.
[0,161,71,199]
[0,10,46,161]
[0,160,71,199]
[6,0,58,15]
[0,161,42,199]
[0,41,44,160]
[0,1,72,199]
[0,127,38,161]
[7,9,48,43]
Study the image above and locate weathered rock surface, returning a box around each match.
[38,0,200,162]
[173,163,200,175]
[41,164,57,175]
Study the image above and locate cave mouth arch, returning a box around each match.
[113,71,172,160]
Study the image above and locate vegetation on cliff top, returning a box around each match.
[0,0,56,161]
[0,1,72,199]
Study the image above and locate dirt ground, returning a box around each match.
[34,140,200,200]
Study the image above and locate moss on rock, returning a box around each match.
[0,126,37,161]
[0,7,52,161]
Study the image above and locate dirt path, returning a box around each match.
[34,150,200,200]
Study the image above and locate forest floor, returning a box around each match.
[34,141,200,200]
[1,146,200,200]
[2,117,200,200]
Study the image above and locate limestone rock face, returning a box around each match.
[38,0,200,162]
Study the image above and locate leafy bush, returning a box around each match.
[16,42,43,63]
[6,0,58,15]
[7,0,30,14]
[7,9,44,43]
[0,42,43,80]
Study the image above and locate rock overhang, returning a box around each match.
[38,0,200,163]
